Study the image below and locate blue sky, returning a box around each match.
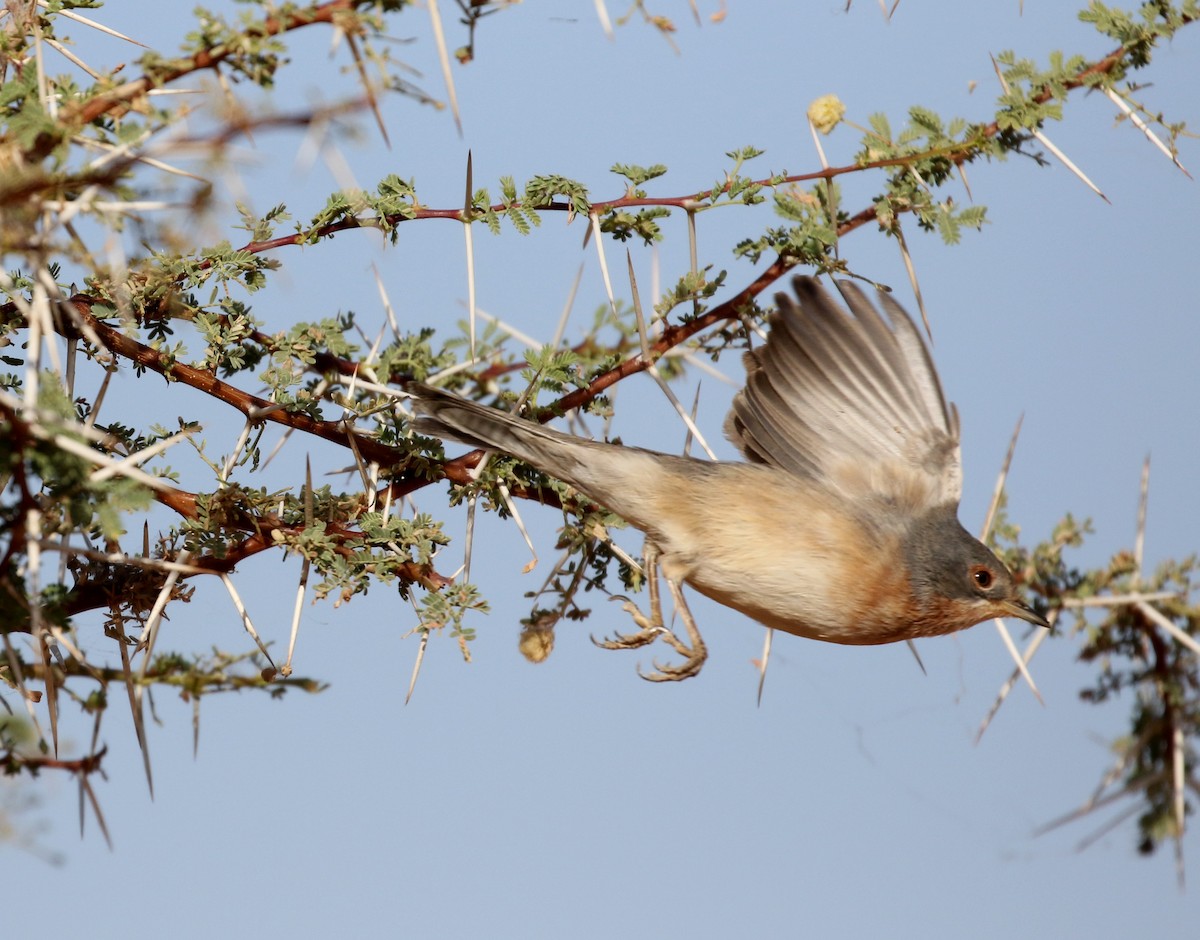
[5,3,1199,937]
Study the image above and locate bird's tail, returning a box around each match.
[408,383,592,483]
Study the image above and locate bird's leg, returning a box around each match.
[639,576,707,682]
[592,543,708,681]
[592,542,666,651]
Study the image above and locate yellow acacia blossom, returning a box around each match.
[807,94,845,135]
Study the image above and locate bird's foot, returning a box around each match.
[592,569,709,682]
[591,596,662,650]
[636,580,708,681]
[636,632,708,683]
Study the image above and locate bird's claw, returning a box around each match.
[590,627,660,651]
[591,596,662,649]
[598,583,708,681]
[636,639,707,683]
[616,595,657,631]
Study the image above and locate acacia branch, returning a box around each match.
[5,745,107,777]
[63,296,401,465]
[223,25,1189,260]
[58,0,364,130]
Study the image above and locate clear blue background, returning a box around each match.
[5,3,1198,937]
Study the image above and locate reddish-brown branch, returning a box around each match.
[1,474,452,634]
[4,295,559,500]
[68,296,402,466]
[228,145,979,260]
[9,0,1187,268]
[10,745,107,776]
[61,1,360,129]
[0,307,454,632]
[23,6,1178,345]
[220,30,1182,263]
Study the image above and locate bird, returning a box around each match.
[408,275,1049,679]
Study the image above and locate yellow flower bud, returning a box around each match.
[807,94,845,135]
[519,620,555,663]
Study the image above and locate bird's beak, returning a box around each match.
[998,598,1050,629]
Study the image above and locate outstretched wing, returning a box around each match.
[724,276,962,508]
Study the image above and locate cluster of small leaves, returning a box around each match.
[0,270,37,299]
[274,315,360,367]
[701,147,773,208]
[857,110,992,244]
[194,301,265,376]
[235,202,293,244]
[569,302,642,383]
[1080,0,1200,69]
[439,316,524,377]
[144,3,291,88]
[475,176,541,235]
[0,68,69,161]
[556,507,640,591]
[374,326,458,386]
[599,205,672,244]
[520,345,590,397]
[989,502,1090,615]
[611,162,669,191]
[303,176,419,245]
[522,174,592,217]
[1127,691,1198,854]
[461,171,601,236]
[149,242,280,296]
[357,511,446,566]
[173,477,452,607]
[148,647,324,697]
[257,315,358,412]
[734,182,842,269]
[0,401,182,636]
[418,582,489,659]
[686,299,762,364]
[299,512,452,605]
[598,162,676,243]
[653,267,728,326]
[991,51,1084,131]
[179,484,279,558]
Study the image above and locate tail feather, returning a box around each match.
[408,383,590,481]
[409,382,706,541]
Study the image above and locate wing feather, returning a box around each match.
[724,276,962,507]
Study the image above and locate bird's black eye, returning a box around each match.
[970,566,994,590]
